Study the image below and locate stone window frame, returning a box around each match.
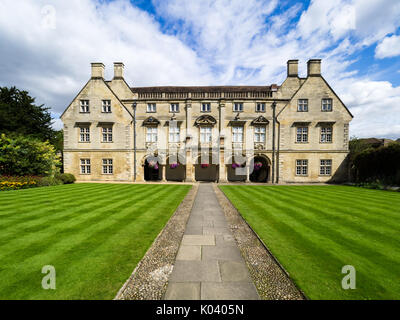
[102,100,112,113]
[80,100,90,113]
[79,126,90,143]
[146,126,158,143]
[200,126,212,143]
[102,159,113,175]
[80,159,91,175]
[297,99,308,112]
[255,102,266,113]
[233,102,244,112]
[296,126,309,143]
[232,126,244,143]
[321,98,333,112]
[169,125,180,143]
[147,103,157,113]
[101,126,113,143]
[320,159,332,176]
[295,159,308,176]
[254,125,266,143]
[320,126,333,143]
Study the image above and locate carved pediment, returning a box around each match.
[194,115,217,126]
[143,116,160,126]
[251,116,269,125]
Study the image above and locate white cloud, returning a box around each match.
[0,0,399,138]
[375,35,400,58]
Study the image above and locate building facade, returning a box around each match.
[61,59,353,183]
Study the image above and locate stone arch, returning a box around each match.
[165,155,186,182]
[143,154,162,181]
[226,154,247,182]
[194,154,218,182]
[249,154,271,183]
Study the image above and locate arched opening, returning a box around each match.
[250,156,270,183]
[194,154,218,182]
[226,155,247,182]
[144,158,162,181]
[166,157,186,181]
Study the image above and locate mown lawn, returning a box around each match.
[0,183,191,300]
[220,185,400,300]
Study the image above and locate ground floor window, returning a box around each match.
[102,159,113,174]
[80,159,91,174]
[296,159,308,176]
[320,159,332,175]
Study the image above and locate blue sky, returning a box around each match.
[0,0,399,138]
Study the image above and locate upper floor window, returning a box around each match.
[296,159,308,176]
[322,98,332,112]
[102,159,113,175]
[296,127,308,143]
[200,127,212,143]
[170,103,179,113]
[233,102,243,112]
[298,99,308,112]
[80,159,91,174]
[169,126,180,143]
[256,103,265,112]
[320,159,332,176]
[201,103,211,112]
[80,100,89,113]
[102,100,111,113]
[146,127,158,143]
[254,126,266,142]
[79,127,90,142]
[147,103,156,113]
[320,126,332,143]
[232,126,243,143]
[102,126,113,142]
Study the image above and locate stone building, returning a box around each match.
[61,59,353,183]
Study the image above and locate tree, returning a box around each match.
[0,86,54,141]
[0,134,60,176]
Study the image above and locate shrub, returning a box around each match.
[37,176,63,187]
[56,173,76,184]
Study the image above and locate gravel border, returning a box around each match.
[213,184,306,300]
[114,184,198,300]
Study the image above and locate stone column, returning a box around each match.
[218,101,227,183]
[185,101,195,182]
[246,165,250,183]
[162,165,167,182]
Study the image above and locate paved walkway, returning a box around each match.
[165,184,259,300]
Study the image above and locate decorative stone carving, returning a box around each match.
[194,115,217,126]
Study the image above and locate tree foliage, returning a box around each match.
[0,86,54,141]
[0,134,60,176]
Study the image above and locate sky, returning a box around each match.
[0,0,399,139]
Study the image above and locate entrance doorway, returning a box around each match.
[250,156,270,183]
[144,159,161,181]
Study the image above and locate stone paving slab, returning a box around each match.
[181,235,215,246]
[169,260,221,282]
[201,282,260,300]
[176,245,201,261]
[202,246,242,261]
[165,282,200,300]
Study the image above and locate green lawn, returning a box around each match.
[0,183,190,300]
[220,185,400,300]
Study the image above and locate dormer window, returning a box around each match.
[102,100,111,113]
[147,103,156,113]
[256,103,265,112]
[322,98,332,112]
[233,103,243,112]
[298,99,308,112]
[170,103,179,113]
[201,103,211,112]
[80,100,89,113]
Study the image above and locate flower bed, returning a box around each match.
[0,176,39,191]
[148,161,159,170]
[201,164,210,169]
[254,162,263,171]
[169,163,179,169]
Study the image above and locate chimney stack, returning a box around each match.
[307,59,321,76]
[91,62,105,79]
[287,60,298,77]
[113,62,125,79]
